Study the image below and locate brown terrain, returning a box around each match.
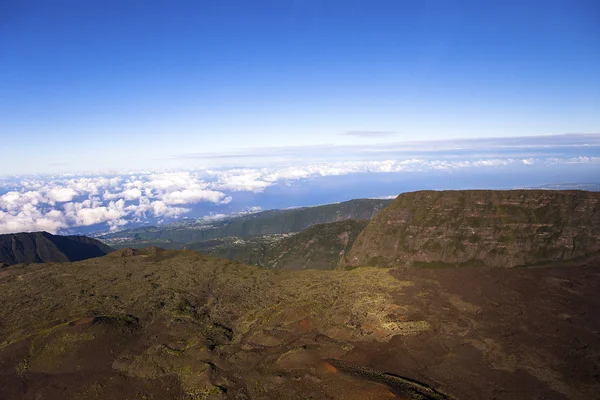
[346,190,600,268]
[0,190,598,399]
[0,248,598,399]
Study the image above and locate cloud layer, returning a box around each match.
[342,130,396,138]
[2,155,599,235]
[0,172,229,234]
[2,133,600,235]
[174,133,600,163]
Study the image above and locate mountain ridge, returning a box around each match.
[100,198,392,248]
[191,219,368,270]
[345,189,600,268]
[0,231,114,265]
[1,190,600,398]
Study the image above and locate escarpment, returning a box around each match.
[345,190,600,268]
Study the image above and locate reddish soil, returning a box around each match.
[341,265,600,400]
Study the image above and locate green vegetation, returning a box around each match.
[0,231,114,265]
[346,190,600,268]
[2,190,600,399]
[99,198,391,249]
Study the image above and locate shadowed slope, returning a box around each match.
[0,231,114,265]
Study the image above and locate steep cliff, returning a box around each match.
[345,190,600,268]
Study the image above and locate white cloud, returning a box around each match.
[102,190,120,201]
[63,199,127,227]
[210,169,272,192]
[148,200,190,218]
[0,172,231,234]
[47,187,78,202]
[0,202,67,234]
[342,130,396,138]
[207,158,518,192]
[472,159,514,167]
[0,191,45,212]
[121,188,143,201]
[161,187,228,205]
[145,172,196,191]
[567,156,600,164]
[1,153,597,234]
[545,156,600,165]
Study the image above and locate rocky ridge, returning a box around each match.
[0,231,114,265]
[345,190,600,268]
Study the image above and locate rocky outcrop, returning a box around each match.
[0,231,114,265]
[345,190,600,268]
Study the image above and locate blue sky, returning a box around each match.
[1,0,599,174]
[1,1,600,234]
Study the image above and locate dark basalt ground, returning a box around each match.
[0,248,598,399]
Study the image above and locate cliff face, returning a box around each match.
[345,190,600,268]
[0,231,114,265]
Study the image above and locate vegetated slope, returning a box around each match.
[100,198,392,247]
[345,190,600,268]
[190,219,368,270]
[185,235,284,266]
[0,248,598,399]
[0,231,114,265]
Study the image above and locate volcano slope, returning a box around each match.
[0,247,599,400]
[190,219,368,270]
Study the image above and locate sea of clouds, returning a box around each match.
[1,157,599,235]
[2,134,600,235]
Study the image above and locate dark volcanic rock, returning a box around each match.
[345,190,600,268]
[0,231,114,265]
[0,249,598,399]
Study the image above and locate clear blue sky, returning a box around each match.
[1,0,599,174]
